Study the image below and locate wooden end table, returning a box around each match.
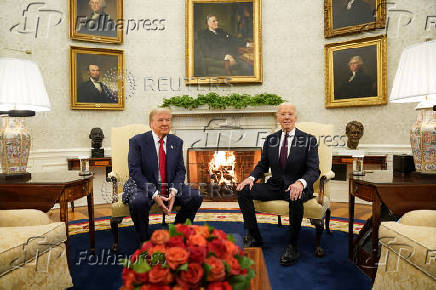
[0,171,95,254]
[245,247,271,290]
[348,170,436,281]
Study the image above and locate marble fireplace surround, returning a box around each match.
[170,106,278,157]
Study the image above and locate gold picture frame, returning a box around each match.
[324,0,386,38]
[185,0,262,84]
[69,0,123,44]
[325,35,387,108]
[70,46,124,110]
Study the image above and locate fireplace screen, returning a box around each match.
[187,148,262,201]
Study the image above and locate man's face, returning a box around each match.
[347,127,362,141]
[277,104,297,133]
[89,0,101,13]
[208,16,219,30]
[150,112,171,137]
[349,60,360,72]
[89,65,100,81]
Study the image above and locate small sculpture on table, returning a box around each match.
[346,121,364,150]
[89,128,105,158]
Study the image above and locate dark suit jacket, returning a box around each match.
[251,128,320,201]
[335,69,375,99]
[198,28,245,61]
[77,80,118,103]
[128,131,186,198]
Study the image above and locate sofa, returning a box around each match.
[0,209,73,290]
[373,210,436,289]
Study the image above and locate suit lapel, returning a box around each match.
[165,135,175,181]
[270,130,281,167]
[145,131,159,181]
[286,128,301,168]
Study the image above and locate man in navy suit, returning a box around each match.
[128,108,203,243]
[237,103,320,266]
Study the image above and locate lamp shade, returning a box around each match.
[390,40,436,104]
[0,57,50,112]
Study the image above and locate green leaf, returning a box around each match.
[228,274,251,290]
[177,263,188,271]
[184,219,192,225]
[151,252,165,265]
[236,255,254,270]
[227,233,236,243]
[223,261,231,275]
[203,263,211,281]
[169,223,183,237]
[131,257,151,273]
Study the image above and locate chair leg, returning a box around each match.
[111,217,123,252]
[277,215,282,227]
[71,201,74,212]
[162,213,166,225]
[325,208,332,235]
[311,219,325,257]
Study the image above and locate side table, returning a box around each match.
[0,172,95,254]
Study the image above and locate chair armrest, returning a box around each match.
[107,172,119,203]
[317,170,335,205]
[0,209,51,227]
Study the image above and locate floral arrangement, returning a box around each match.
[121,221,255,290]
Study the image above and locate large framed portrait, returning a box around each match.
[70,46,124,110]
[325,35,387,108]
[186,0,262,84]
[69,0,123,43]
[324,0,386,38]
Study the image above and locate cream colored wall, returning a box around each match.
[1,0,435,152]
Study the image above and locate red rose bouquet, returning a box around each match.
[120,221,255,290]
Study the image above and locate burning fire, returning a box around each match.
[208,151,238,186]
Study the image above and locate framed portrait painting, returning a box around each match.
[325,35,387,108]
[324,0,386,38]
[70,46,124,110]
[69,0,123,43]
[186,0,262,84]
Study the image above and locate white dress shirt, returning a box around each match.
[249,128,307,189]
[151,131,177,199]
[90,77,102,92]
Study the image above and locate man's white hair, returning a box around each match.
[149,107,172,123]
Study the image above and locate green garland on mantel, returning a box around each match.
[160,92,285,110]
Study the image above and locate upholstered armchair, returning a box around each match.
[109,124,175,251]
[373,210,436,289]
[0,209,73,290]
[253,122,335,257]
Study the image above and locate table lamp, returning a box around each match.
[0,57,51,179]
[390,39,436,174]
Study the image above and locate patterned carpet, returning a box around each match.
[68,208,364,235]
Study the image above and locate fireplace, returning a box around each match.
[187,148,262,201]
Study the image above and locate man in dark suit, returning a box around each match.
[333,0,375,29]
[335,55,376,99]
[77,64,118,103]
[197,15,253,76]
[237,103,320,266]
[128,108,203,243]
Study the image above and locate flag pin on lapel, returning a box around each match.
[171,145,174,149]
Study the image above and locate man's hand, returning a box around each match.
[285,181,304,201]
[167,190,176,213]
[153,195,169,214]
[236,177,254,191]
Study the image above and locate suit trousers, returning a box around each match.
[238,182,304,246]
[129,184,203,243]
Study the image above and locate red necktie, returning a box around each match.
[279,133,289,169]
[158,138,167,197]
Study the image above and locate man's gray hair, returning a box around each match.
[206,15,216,24]
[149,107,172,123]
[349,56,364,66]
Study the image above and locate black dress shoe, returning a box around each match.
[243,233,264,248]
[280,244,299,266]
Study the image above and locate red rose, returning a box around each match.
[165,247,189,270]
[135,271,149,283]
[121,268,135,289]
[150,286,171,290]
[151,230,170,244]
[149,264,172,284]
[191,225,210,238]
[188,234,207,248]
[223,240,240,258]
[207,239,227,259]
[225,256,241,275]
[167,235,185,248]
[172,286,189,290]
[188,246,206,264]
[141,241,154,251]
[176,224,195,238]
[180,263,204,284]
[205,256,225,281]
[211,229,227,240]
[149,245,167,255]
[207,281,232,290]
[130,249,143,263]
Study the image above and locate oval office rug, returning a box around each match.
[67,209,370,290]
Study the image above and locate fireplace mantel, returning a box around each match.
[170,105,277,116]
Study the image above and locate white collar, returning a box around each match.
[151,130,167,144]
[281,128,296,137]
[347,0,355,10]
